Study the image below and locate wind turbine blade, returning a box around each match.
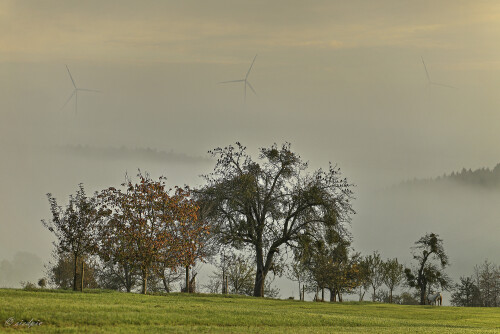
[60,90,76,110]
[78,88,101,93]
[66,65,77,89]
[218,79,245,84]
[245,54,257,79]
[246,81,257,95]
[421,57,431,82]
[431,82,456,89]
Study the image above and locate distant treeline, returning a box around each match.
[401,164,500,189]
[55,145,212,165]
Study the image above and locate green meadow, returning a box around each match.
[1,289,499,333]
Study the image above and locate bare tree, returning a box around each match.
[365,251,384,302]
[382,258,404,303]
[286,261,308,301]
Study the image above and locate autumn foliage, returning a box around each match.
[97,174,210,294]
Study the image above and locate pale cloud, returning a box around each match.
[3,1,500,63]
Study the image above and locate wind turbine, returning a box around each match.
[219,54,257,101]
[421,57,455,89]
[61,65,101,114]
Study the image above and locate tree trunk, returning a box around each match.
[302,284,305,301]
[420,286,426,305]
[358,286,365,301]
[73,253,78,291]
[253,245,266,297]
[142,269,148,295]
[338,292,343,302]
[389,288,393,303]
[321,288,325,302]
[124,263,132,293]
[372,286,376,302]
[330,288,336,302]
[253,244,278,297]
[162,276,170,293]
[81,259,85,292]
[185,266,190,293]
[222,268,226,294]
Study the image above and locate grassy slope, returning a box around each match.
[1,289,499,333]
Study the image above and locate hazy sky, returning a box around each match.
[1,1,500,296]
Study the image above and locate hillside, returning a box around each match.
[1,289,499,333]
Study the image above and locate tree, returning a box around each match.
[46,252,98,289]
[171,187,212,294]
[296,236,330,301]
[98,173,209,294]
[365,251,384,302]
[98,184,140,292]
[326,249,362,302]
[286,261,308,301]
[295,228,360,302]
[354,257,370,301]
[474,260,500,307]
[204,251,279,297]
[42,184,99,291]
[404,233,451,305]
[95,259,139,292]
[198,142,354,297]
[225,253,256,295]
[382,258,405,303]
[156,267,183,293]
[451,276,480,307]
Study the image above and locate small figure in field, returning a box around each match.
[427,292,443,306]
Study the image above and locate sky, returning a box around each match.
[1,1,500,299]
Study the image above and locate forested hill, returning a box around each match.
[400,163,500,189]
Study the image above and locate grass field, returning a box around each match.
[1,289,499,333]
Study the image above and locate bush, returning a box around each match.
[20,281,37,291]
[397,291,420,305]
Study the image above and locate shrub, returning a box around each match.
[38,278,47,289]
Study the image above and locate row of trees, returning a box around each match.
[45,250,195,293]
[41,142,490,306]
[43,143,356,297]
[285,232,451,305]
[42,174,210,294]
